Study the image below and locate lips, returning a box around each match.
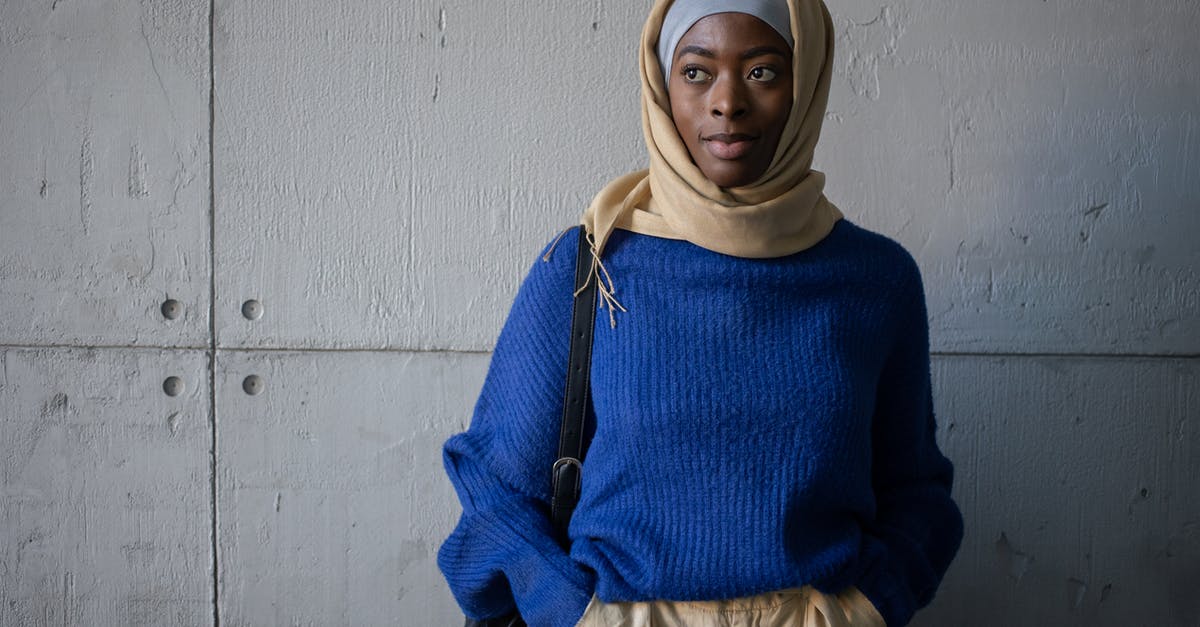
[702,132,758,160]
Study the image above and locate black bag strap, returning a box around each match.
[550,226,599,544]
[464,228,598,627]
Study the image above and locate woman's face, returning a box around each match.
[667,12,794,188]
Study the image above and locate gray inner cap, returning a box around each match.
[657,0,795,88]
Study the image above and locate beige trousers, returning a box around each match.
[574,585,887,627]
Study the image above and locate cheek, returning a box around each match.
[670,105,704,151]
[669,99,693,133]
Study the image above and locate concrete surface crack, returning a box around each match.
[140,13,177,128]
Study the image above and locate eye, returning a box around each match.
[749,66,779,82]
[682,65,713,83]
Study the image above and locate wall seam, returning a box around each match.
[207,0,221,623]
[0,344,1196,360]
[929,351,1200,360]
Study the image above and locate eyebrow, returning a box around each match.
[676,44,790,61]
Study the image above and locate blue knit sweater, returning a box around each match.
[438,220,963,627]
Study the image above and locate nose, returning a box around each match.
[709,76,749,120]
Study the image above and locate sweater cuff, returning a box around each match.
[479,504,596,627]
[538,585,592,627]
[506,554,592,627]
[502,540,593,627]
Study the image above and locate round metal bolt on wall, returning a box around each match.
[242,299,264,320]
[243,374,265,395]
[161,299,183,320]
[163,376,185,397]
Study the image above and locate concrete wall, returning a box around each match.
[1,0,1196,625]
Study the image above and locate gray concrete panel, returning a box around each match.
[0,0,212,348]
[215,349,481,625]
[0,347,213,626]
[820,1,1200,354]
[921,355,1200,627]
[212,1,645,352]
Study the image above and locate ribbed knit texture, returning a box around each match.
[438,220,964,627]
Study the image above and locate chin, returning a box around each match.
[703,167,757,188]
[697,158,768,189]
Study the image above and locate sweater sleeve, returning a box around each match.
[437,226,595,627]
[853,257,965,627]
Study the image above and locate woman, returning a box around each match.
[437,0,964,625]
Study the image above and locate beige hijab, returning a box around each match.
[555,0,842,327]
